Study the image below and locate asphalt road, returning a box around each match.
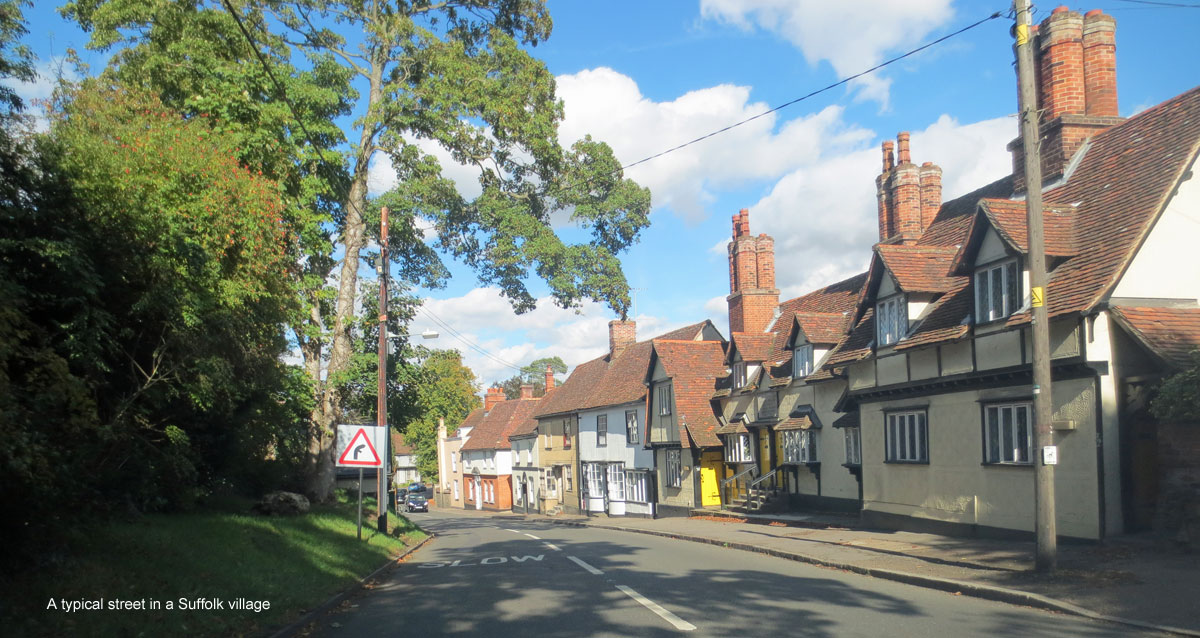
[309,509,1166,637]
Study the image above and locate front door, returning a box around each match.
[699,464,720,506]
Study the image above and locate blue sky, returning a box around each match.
[14,0,1200,387]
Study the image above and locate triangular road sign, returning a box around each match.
[338,427,382,467]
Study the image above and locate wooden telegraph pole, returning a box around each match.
[1013,0,1057,571]
[377,206,390,533]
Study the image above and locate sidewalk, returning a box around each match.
[498,508,1200,636]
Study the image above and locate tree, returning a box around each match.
[64,0,652,501]
[399,349,478,482]
[499,356,565,398]
[1151,350,1200,423]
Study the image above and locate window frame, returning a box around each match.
[876,294,908,346]
[625,410,640,444]
[607,463,626,501]
[564,466,573,491]
[658,384,673,416]
[732,361,748,388]
[844,427,862,466]
[585,463,604,496]
[793,344,815,378]
[563,417,573,449]
[885,410,928,464]
[625,470,649,503]
[724,433,754,463]
[982,401,1033,465]
[782,430,817,464]
[975,257,1022,324]
[665,449,682,488]
[596,414,608,447]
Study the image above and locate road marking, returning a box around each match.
[502,528,521,533]
[543,542,561,552]
[567,555,603,575]
[523,533,541,540]
[616,585,696,632]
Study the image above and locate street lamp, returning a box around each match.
[376,206,439,532]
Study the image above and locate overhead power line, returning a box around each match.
[1111,0,1200,8]
[418,306,525,373]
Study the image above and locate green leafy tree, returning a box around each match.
[64,0,652,501]
[1151,351,1200,423]
[399,349,479,482]
[499,356,565,398]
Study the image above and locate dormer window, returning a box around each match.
[975,259,1020,323]
[793,344,814,378]
[876,295,907,346]
[732,361,748,388]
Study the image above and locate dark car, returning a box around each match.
[404,493,428,513]
[407,482,426,494]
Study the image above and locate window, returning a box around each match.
[543,469,557,498]
[975,259,1021,323]
[564,466,573,491]
[844,427,862,466]
[876,295,908,346]
[886,411,928,463]
[985,402,1033,464]
[783,430,817,463]
[544,430,552,450]
[585,463,604,496]
[658,384,673,415]
[453,479,459,500]
[724,433,754,463]
[626,471,649,503]
[524,447,531,465]
[563,418,572,449]
[597,414,608,447]
[515,482,523,505]
[665,449,682,488]
[484,482,493,504]
[626,410,640,444]
[732,361,748,388]
[607,463,626,501]
[793,344,814,378]
[511,450,518,466]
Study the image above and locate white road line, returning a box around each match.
[543,542,561,552]
[523,533,541,540]
[616,585,696,632]
[566,555,603,575]
[502,528,521,533]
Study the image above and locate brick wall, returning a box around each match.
[1156,422,1200,548]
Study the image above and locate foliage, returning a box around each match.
[399,349,479,481]
[499,355,565,399]
[1151,350,1200,423]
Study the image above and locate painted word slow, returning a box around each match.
[419,555,544,568]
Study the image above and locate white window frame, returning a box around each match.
[597,414,608,447]
[665,449,682,488]
[886,410,928,463]
[732,361,748,388]
[625,470,649,503]
[524,447,531,466]
[724,433,754,463]
[585,463,604,496]
[844,427,862,466]
[984,402,1033,465]
[453,479,459,500]
[625,410,640,444]
[783,430,817,464]
[565,466,573,492]
[543,469,557,498]
[793,344,814,378]
[658,384,673,416]
[876,295,907,346]
[563,417,573,449]
[451,451,457,472]
[975,258,1021,324]
[607,463,626,501]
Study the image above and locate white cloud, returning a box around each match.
[698,0,955,107]
[555,67,873,222]
[367,136,485,200]
[418,288,692,388]
[748,114,1014,298]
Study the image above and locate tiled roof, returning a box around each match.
[1110,306,1200,369]
[652,340,728,448]
[765,272,868,379]
[775,415,814,431]
[825,86,1200,358]
[714,419,749,435]
[876,245,960,293]
[793,313,851,345]
[455,407,485,436]
[391,431,414,455]
[832,411,860,429]
[730,333,774,363]
[462,397,541,452]
[532,321,715,419]
[826,307,875,366]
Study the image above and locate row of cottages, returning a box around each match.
[715,7,1199,540]
[520,321,726,516]
[390,432,421,486]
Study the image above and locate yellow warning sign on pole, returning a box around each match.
[1031,286,1044,308]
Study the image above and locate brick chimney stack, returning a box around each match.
[876,134,942,244]
[727,209,780,334]
[544,364,555,395]
[1009,7,1122,192]
[484,386,506,412]
[520,384,534,399]
[608,319,636,360]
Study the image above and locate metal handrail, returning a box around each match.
[720,464,757,487]
[750,467,779,489]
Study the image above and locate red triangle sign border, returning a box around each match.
[338,428,382,466]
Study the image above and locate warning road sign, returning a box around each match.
[336,425,384,467]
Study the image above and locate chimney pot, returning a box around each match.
[520,384,534,399]
[897,132,911,164]
[544,364,555,395]
[881,140,895,172]
[484,386,506,412]
[608,319,636,359]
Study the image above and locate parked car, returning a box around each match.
[406,482,426,494]
[404,494,429,513]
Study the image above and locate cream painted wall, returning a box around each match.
[941,341,973,375]
[976,331,1023,370]
[849,360,876,390]
[910,348,939,380]
[977,226,1010,264]
[860,376,1103,538]
[1092,311,1125,535]
[877,354,909,386]
[1111,166,1200,302]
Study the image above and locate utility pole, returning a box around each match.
[377,206,390,533]
[1013,0,1056,572]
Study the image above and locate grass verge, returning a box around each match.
[2,491,425,637]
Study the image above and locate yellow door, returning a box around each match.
[759,430,771,477]
[699,464,720,506]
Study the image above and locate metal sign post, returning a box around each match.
[336,424,385,541]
